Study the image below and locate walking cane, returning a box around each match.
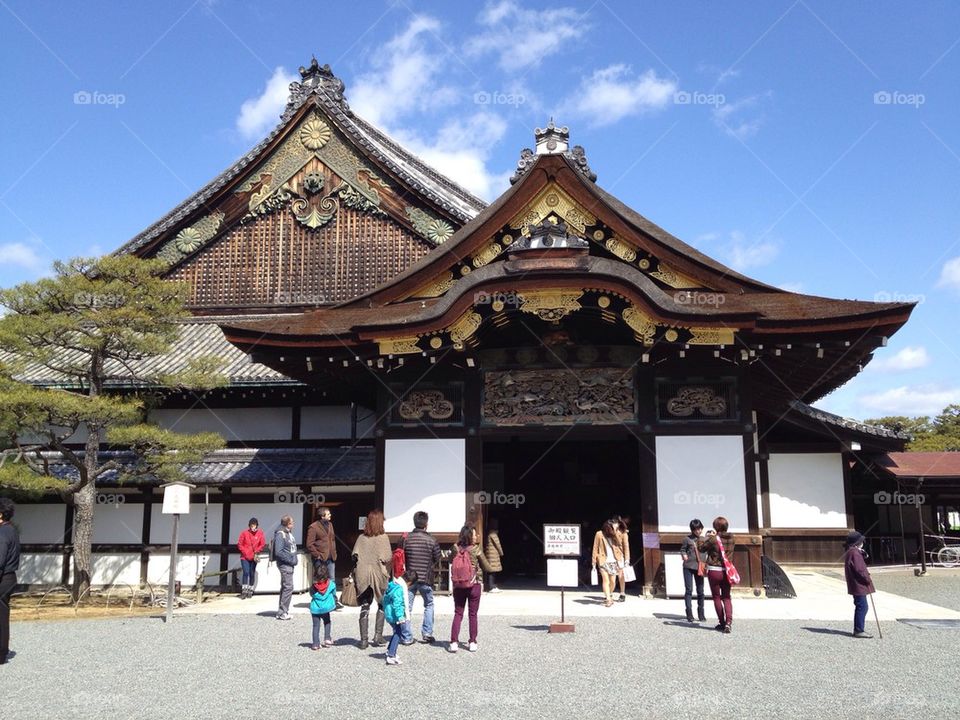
[868,593,883,639]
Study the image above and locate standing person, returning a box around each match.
[307,508,338,606]
[273,515,298,621]
[0,498,20,666]
[699,516,735,633]
[352,510,392,649]
[403,511,441,644]
[680,519,706,622]
[614,515,631,602]
[591,520,623,608]
[383,569,414,666]
[308,564,337,650]
[448,525,492,653]
[843,530,876,639]
[237,517,265,599]
[484,517,504,593]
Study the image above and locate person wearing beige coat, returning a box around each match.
[591,520,624,607]
[352,510,393,649]
[484,518,504,592]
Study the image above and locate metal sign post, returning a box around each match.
[544,524,581,633]
[161,481,195,623]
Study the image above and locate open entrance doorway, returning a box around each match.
[481,435,642,587]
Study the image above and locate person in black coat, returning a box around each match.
[0,497,21,665]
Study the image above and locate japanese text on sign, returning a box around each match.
[544,524,581,557]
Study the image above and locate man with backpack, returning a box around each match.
[273,515,298,620]
[401,511,441,644]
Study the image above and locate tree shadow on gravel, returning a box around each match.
[512,624,550,631]
[801,626,852,636]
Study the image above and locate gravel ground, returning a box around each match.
[872,568,960,612]
[1,611,951,719]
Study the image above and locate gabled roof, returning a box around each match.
[113,59,486,259]
[876,452,960,479]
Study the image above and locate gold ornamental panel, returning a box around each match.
[688,327,736,345]
[622,305,657,345]
[376,336,421,355]
[518,289,584,322]
[447,311,483,344]
[508,183,597,235]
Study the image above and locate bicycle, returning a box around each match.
[924,534,960,568]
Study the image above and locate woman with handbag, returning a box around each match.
[591,520,623,607]
[352,510,392,649]
[680,518,706,622]
[698,516,736,633]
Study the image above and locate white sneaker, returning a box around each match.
[386,655,402,665]
[276,613,292,621]
[447,642,458,653]
[489,587,501,593]
[468,642,478,652]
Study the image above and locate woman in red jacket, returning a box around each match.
[237,518,266,599]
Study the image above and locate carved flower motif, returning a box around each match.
[426,218,454,244]
[174,227,203,254]
[299,118,331,150]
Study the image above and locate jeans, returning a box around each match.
[683,567,705,618]
[0,572,15,658]
[240,558,257,586]
[311,613,331,646]
[853,595,868,634]
[278,565,294,616]
[404,582,435,640]
[387,621,406,658]
[707,569,732,627]
[451,583,482,644]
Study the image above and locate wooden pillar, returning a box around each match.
[637,432,660,596]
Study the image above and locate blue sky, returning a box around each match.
[1,0,959,421]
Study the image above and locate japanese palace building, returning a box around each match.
[15,59,917,595]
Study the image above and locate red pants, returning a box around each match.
[707,569,732,626]
[451,583,481,643]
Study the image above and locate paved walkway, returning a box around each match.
[181,566,960,622]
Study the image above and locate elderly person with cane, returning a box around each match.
[843,530,876,639]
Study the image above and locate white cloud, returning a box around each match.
[712,93,768,140]
[570,65,677,127]
[869,346,931,373]
[465,1,587,72]
[937,256,960,291]
[0,242,45,271]
[389,113,510,201]
[236,67,297,139]
[719,230,778,271]
[349,15,458,127]
[778,281,804,292]
[859,384,960,416]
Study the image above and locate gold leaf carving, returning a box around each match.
[508,183,597,235]
[471,242,503,268]
[650,263,699,289]
[518,289,583,322]
[410,271,455,299]
[687,327,736,345]
[377,337,421,355]
[605,235,637,263]
[622,305,657,345]
[299,117,332,150]
[447,311,483,344]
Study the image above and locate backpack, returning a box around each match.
[392,532,407,579]
[451,545,477,589]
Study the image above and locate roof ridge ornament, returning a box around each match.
[287,57,351,115]
[512,218,588,250]
[510,119,597,184]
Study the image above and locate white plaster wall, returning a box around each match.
[18,553,64,584]
[656,435,749,533]
[228,502,290,544]
[147,552,220,586]
[384,438,465,533]
[150,503,223,544]
[768,453,847,528]
[93,502,145,544]
[13,504,67,544]
[90,553,142,586]
[300,406,375,439]
[148,407,292,441]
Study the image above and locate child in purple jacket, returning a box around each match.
[843,531,876,639]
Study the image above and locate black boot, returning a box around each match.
[359,605,370,649]
[697,601,706,622]
[373,607,385,646]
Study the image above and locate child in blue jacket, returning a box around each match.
[309,564,337,650]
[382,569,416,665]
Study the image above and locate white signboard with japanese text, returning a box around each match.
[543,524,581,557]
